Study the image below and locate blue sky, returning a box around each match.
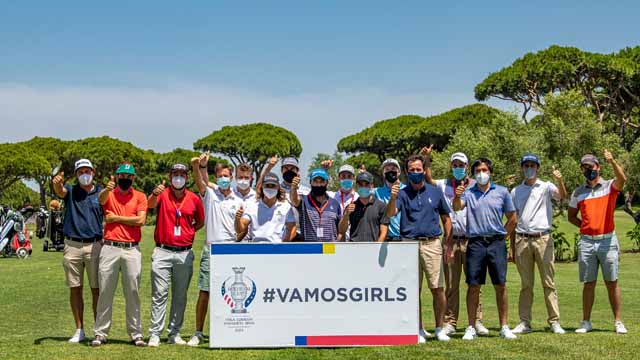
[1,1,639,176]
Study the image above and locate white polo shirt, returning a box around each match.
[234,187,257,205]
[281,181,310,235]
[435,178,474,237]
[510,179,560,234]
[328,189,358,240]
[242,200,296,243]
[202,185,244,244]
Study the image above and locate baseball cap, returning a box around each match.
[309,168,329,181]
[338,164,355,176]
[381,158,401,170]
[580,154,599,166]
[281,157,299,168]
[74,159,94,172]
[450,152,468,164]
[263,172,280,186]
[356,171,374,184]
[520,153,540,166]
[170,163,188,173]
[116,163,136,175]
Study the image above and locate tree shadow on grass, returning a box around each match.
[33,337,137,346]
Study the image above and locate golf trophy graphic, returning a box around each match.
[229,267,250,313]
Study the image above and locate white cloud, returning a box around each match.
[0,82,491,176]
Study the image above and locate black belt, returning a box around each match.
[156,244,192,252]
[103,240,139,248]
[69,237,101,243]
[386,236,401,242]
[470,235,504,242]
[453,235,467,241]
[517,231,550,238]
[404,236,439,242]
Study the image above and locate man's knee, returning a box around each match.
[583,281,597,290]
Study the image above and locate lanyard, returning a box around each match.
[308,195,329,225]
[171,193,187,223]
[340,191,352,210]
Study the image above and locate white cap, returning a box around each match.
[381,158,401,170]
[338,164,355,175]
[450,152,468,164]
[74,159,94,172]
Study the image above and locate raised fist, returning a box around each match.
[603,149,614,163]
[551,165,562,180]
[53,171,64,186]
[345,203,356,215]
[291,176,300,190]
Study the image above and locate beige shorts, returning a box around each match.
[418,238,445,289]
[63,240,102,288]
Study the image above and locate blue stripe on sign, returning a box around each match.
[295,336,307,346]
[211,243,325,255]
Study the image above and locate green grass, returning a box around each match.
[0,210,638,359]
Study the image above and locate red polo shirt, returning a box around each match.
[103,188,148,242]
[154,188,204,247]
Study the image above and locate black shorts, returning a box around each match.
[465,236,508,285]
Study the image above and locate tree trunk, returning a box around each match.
[623,189,640,224]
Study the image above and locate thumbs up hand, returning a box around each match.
[53,171,64,186]
[153,180,166,196]
[106,176,116,192]
[235,205,245,221]
[551,165,562,181]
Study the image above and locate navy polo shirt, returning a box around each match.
[395,182,451,238]
[62,184,104,239]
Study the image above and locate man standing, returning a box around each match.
[339,171,389,242]
[233,163,257,204]
[92,163,148,347]
[429,152,488,337]
[453,158,518,341]
[291,168,342,242]
[374,158,405,241]
[328,164,359,241]
[510,154,567,335]
[386,155,453,342]
[53,159,103,344]
[147,164,205,347]
[568,150,628,334]
[188,154,243,346]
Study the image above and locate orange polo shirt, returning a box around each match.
[102,188,148,242]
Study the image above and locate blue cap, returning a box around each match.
[520,153,540,166]
[309,168,329,181]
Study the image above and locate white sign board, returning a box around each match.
[210,242,419,348]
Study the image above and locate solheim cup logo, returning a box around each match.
[221,267,257,313]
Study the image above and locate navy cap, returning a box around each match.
[356,171,374,184]
[263,172,280,186]
[520,153,540,166]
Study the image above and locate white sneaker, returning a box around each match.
[614,321,628,334]
[500,325,517,340]
[434,327,451,342]
[475,320,489,336]
[512,321,532,334]
[442,323,457,336]
[187,332,204,347]
[68,329,85,344]
[550,321,566,334]
[462,326,477,341]
[148,335,160,347]
[168,333,187,345]
[419,328,432,339]
[575,320,592,334]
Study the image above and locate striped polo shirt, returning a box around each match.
[298,194,342,242]
[569,178,619,236]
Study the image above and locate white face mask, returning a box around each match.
[475,171,490,185]
[237,179,251,190]
[263,188,278,199]
[171,176,186,189]
[78,173,93,186]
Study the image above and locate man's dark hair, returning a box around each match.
[471,157,493,174]
[404,154,426,172]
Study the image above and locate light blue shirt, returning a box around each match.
[462,182,515,237]
[374,183,406,238]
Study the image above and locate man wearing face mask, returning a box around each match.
[93,163,148,347]
[568,150,628,335]
[188,154,243,346]
[386,154,453,342]
[509,154,567,335]
[428,152,488,337]
[374,158,405,241]
[338,172,389,242]
[453,158,518,341]
[146,164,205,347]
[235,172,297,242]
[233,163,257,204]
[328,164,359,241]
[53,159,104,344]
[291,168,343,242]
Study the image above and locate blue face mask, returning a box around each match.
[217,176,232,190]
[340,179,354,191]
[408,172,424,184]
[452,167,466,181]
[357,187,372,198]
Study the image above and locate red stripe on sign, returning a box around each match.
[305,335,418,346]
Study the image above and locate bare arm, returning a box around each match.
[191,155,208,196]
[504,211,517,235]
[568,207,581,228]
[377,224,388,242]
[338,208,351,240]
[105,210,147,227]
[284,222,296,242]
[384,181,401,218]
[235,217,250,242]
[290,177,302,207]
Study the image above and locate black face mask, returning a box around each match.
[384,171,398,184]
[282,170,297,184]
[118,178,133,191]
[311,185,327,197]
[583,169,599,181]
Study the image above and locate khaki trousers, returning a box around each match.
[93,243,143,339]
[515,233,560,324]
[444,237,483,327]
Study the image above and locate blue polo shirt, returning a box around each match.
[395,183,451,238]
[462,182,515,237]
[62,184,104,239]
[374,183,406,237]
